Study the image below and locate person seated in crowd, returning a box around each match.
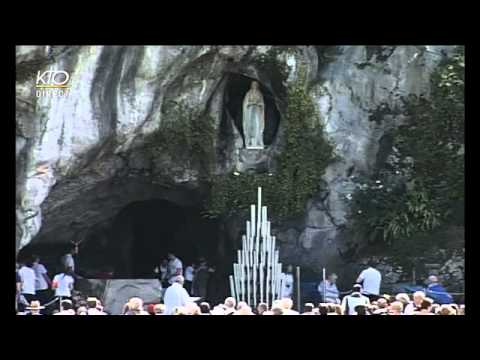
[124,297,149,315]
[372,298,389,315]
[25,300,45,315]
[354,304,369,315]
[318,273,340,304]
[280,297,299,315]
[318,303,329,315]
[76,305,88,315]
[87,297,107,315]
[437,304,456,315]
[302,303,315,315]
[404,291,425,314]
[331,304,343,315]
[234,305,254,315]
[395,293,411,313]
[146,304,156,315]
[154,304,166,315]
[271,306,283,315]
[55,299,76,315]
[236,301,248,311]
[256,302,268,315]
[199,302,211,314]
[414,298,435,315]
[184,302,201,315]
[223,297,236,315]
[425,275,453,305]
[388,301,404,315]
[210,305,226,315]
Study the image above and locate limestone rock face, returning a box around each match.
[16,46,458,273]
[102,279,163,315]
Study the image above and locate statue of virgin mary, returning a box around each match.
[242,81,265,149]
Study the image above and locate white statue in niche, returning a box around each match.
[242,81,265,149]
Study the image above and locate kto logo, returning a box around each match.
[35,69,71,97]
[36,69,70,88]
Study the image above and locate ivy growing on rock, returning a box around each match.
[350,47,464,244]
[155,100,216,180]
[205,64,334,222]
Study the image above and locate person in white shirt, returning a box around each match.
[341,284,370,315]
[356,262,382,301]
[32,255,51,306]
[167,253,183,284]
[280,265,294,299]
[163,275,194,315]
[18,260,36,303]
[52,268,75,299]
[318,273,340,304]
[184,263,194,294]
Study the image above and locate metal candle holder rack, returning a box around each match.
[229,187,284,308]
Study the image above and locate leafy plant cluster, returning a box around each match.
[205,66,334,222]
[156,100,216,180]
[350,48,464,244]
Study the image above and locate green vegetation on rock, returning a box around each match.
[156,100,216,180]
[350,47,464,244]
[205,65,334,222]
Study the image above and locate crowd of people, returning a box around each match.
[17,286,465,315]
[16,251,464,315]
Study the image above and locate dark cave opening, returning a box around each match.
[223,73,281,147]
[95,199,224,278]
[18,199,229,280]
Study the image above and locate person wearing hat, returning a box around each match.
[26,300,45,315]
[318,273,340,304]
[341,284,370,315]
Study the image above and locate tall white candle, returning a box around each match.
[253,263,257,307]
[246,259,250,305]
[257,187,261,245]
[229,275,235,299]
[259,261,264,304]
[235,264,241,303]
[246,222,250,248]
[277,264,282,300]
[233,264,238,303]
[279,276,284,300]
[251,205,256,239]
[266,262,270,308]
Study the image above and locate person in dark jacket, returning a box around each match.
[192,259,209,299]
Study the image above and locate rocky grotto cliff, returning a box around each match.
[16,45,463,288]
